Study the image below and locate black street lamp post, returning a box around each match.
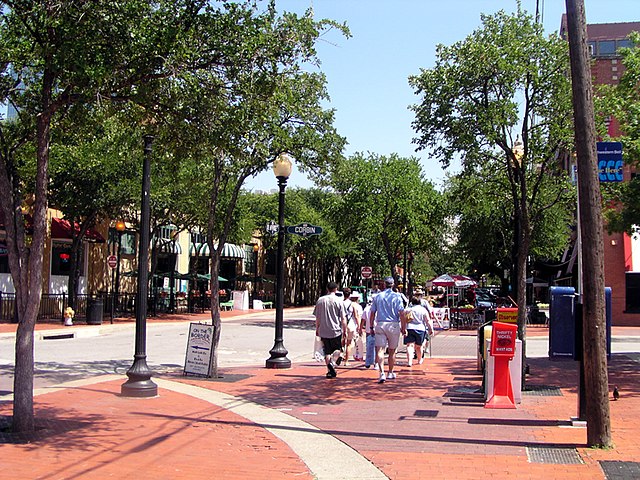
[121,134,158,397]
[253,243,259,306]
[266,153,292,369]
[114,220,126,317]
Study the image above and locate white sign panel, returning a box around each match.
[184,323,214,376]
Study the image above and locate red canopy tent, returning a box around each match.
[430,273,477,288]
[428,274,477,307]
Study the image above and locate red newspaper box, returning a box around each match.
[485,321,517,409]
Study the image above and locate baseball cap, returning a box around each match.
[349,291,360,299]
[384,276,394,286]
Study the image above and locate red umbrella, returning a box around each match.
[429,274,457,287]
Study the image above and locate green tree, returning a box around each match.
[157,5,348,377]
[49,106,142,308]
[329,153,445,287]
[0,0,277,432]
[409,7,574,355]
[446,158,574,291]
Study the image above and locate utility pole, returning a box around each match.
[564,0,611,447]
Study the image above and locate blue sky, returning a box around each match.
[246,0,639,190]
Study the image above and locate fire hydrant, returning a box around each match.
[64,307,75,326]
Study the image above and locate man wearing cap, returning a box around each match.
[370,276,405,383]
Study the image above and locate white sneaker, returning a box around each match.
[373,364,380,371]
[387,372,397,380]
[378,372,386,383]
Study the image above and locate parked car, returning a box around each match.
[475,288,497,310]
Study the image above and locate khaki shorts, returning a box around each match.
[374,322,401,349]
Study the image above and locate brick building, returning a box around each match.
[561,16,640,325]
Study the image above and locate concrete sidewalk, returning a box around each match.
[2,343,640,479]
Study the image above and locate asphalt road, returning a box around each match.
[1,307,639,396]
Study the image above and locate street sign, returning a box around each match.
[286,223,323,237]
[361,266,373,279]
[597,141,623,182]
[107,255,117,269]
[265,221,279,235]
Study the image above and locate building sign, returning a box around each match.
[184,323,214,376]
[496,307,518,324]
[0,242,7,257]
[597,141,623,182]
[286,223,323,237]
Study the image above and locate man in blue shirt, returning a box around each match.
[370,276,405,383]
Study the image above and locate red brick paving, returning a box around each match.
[2,313,640,479]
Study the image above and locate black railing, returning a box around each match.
[0,289,272,323]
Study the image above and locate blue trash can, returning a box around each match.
[549,286,575,358]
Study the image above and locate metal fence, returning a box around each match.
[0,290,277,323]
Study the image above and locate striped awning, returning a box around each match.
[189,242,245,259]
[156,239,182,254]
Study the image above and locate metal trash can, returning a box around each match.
[87,298,104,325]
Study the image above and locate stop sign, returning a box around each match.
[107,255,118,269]
[361,266,373,279]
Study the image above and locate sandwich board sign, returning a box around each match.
[184,323,214,376]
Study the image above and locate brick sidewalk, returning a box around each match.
[2,312,640,479]
[2,351,639,479]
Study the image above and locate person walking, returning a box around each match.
[345,290,364,363]
[370,276,405,383]
[360,297,376,368]
[402,296,434,366]
[313,281,347,378]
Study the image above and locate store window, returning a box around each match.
[244,245,257,273]
[51,241,84,277]
[626,272,640,313]
[0,242,8,273]
[108,228,137,256]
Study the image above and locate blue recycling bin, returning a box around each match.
[549,286,612,359]
[549,286,576,358]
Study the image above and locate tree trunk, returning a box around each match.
[565,0,611,447]
[208,249,221,378]
[13,101,54,432]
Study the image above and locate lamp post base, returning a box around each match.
[121,357,158,397]
[266,342,291,369]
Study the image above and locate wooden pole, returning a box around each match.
[564,0,611,447]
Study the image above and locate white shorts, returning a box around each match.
[374,322,401,349]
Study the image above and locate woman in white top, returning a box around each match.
[401,296,434,366]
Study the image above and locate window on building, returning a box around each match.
[626,272,640,313]
[51,241,84,277]
[0,242,8,273]
[191,231,207,245]
[265,250,277,275]
[108,228,137,256]
[617,39,634,51]
[244,245,257,273]
[597,40,616,56]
